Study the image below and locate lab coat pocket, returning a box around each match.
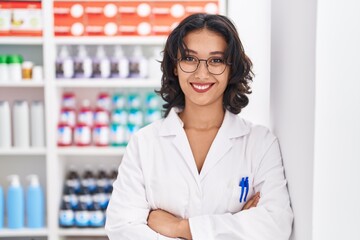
[227,174,254,213]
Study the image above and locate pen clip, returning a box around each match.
[239,177,245,203]
[244,177,249,202]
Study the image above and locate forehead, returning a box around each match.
[183,29,227,55]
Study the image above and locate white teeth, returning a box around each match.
[192,84,211,90]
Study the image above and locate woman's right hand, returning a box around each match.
[242,192,260,210]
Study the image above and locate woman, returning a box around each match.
[106,13,293,240]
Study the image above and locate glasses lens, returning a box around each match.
[179,56,227,75]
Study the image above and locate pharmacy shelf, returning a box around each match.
[0,148,47,156]
[57,147,126,156]
[0,82,45,88]
[55,79,161,88]
[58,228,106,236]
[54,36,167,45]
[0,228,48,237]
[0,37,43,45]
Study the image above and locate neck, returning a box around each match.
[179,103,225,130]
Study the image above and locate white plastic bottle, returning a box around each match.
[6,175,24,229]
[0,101,12,148]
[74,45,93,78]
[0,55,9,82]
[93,45,111,78]
[26,175,44,228]
[7,55,23,82]
[56,46,74,78]
[13,100,30,148]
[111,46,129,78]
[148,47,163,80]
[30,101,45,147]
[129,46,148,78]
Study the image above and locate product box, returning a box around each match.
[85,1,119,36]
[0,1,42,36]
[54,1,86,36]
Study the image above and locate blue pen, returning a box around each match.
[239,177,245,203]
[244,177,249,202]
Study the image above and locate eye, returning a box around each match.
[209,57,225,65]
[183,56,197,62]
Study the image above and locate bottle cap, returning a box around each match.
[7,55,23,64]
[96,45,107,59]
[7,175,21,187]
[22,61,34,69]
[59,46,70,59]
[27,174,40,187]
[77,45,88,58]
[0,55,7,64]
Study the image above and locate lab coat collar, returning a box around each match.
[159,107,251,185]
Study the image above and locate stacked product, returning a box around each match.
[57,91,162,147]
[0,54,43,82]
[0,100,45,148]
[59,166,117,228]
[0,175,44,229]
[55,45,154,79]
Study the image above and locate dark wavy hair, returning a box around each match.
[156,13,253,117]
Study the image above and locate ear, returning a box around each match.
[174,67,178,76]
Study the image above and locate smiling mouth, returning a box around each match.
[190,83,215,93]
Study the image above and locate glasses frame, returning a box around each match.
[177,55,230,75]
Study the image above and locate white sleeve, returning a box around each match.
[105,135,179,240]
[189,138,293,240]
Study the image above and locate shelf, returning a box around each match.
[0,82,45,88]
[54,36,167,45]
[55,79,161,88]
[0,148,46,156]
[0,37,43,45]
[57,147,125,156]
[58,228,106,236]
[0,228,48,237]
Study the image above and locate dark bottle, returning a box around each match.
[93,186,109,210]
[65,168,81,194]
[59,199,75,228]
[81,167,97,194]
[63,186,78,211]
[74,202,90,228]
[78,186,93,210]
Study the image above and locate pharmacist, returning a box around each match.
[106,13,293,240]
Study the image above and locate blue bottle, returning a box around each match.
[26,175,44,228]
[6,175,24,229]
[0,185,4,229]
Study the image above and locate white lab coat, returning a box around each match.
[106,108,293,240]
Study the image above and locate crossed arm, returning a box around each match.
[147,192,261,240]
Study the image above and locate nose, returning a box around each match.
[194,60,209,79]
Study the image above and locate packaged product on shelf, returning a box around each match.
[74,45,93,78]
[65,168,81,194]
[6,175,24,229]
[96,92,111,112]
[89,201,105,227]
[59,106,76,129]
[74,123,91,146]
[145,92,161,110]
[13,100,30,148]
[32,65,43,82]
[63,186,78,210]
[93,45,111,78]
[78,186,93,210]
[0,2,11,35]
[7,54,23,82]
[112,92,127,109]
[56,46,74,78]
[0,101,12,148]
[59,198,75,228]
[10,1,43,36]
[78,99,93,127]
[74,202,90,227]
[0,55,9,82]
[110,123,127,147]
[111,108,127,125]
[93,186,108,211]
[22,61,33,80]
[111,46,129,78]
[128,108,143,126]
[129,46,148,78]
[94,107,109,126]
[127,92,142,109]
[81,167,97,194]
[93,124,110,146]
[57,123,73,146]
[0,185,3,229]
[144,108,162,126]
[126,123,140,142]
[26,175,44,228]
[62,92,76,109]
[30,100,45,147]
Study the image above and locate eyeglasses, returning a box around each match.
[178,55,229,75]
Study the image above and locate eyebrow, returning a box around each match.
[186,49,225,55]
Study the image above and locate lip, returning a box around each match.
[190,82,215,93]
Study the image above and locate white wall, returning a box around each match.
[227,0,271,127]
[313,1,360,239]
[270,0,317,239]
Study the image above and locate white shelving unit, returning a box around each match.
[0,1,226,239]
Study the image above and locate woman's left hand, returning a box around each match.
[147,209,192,239]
